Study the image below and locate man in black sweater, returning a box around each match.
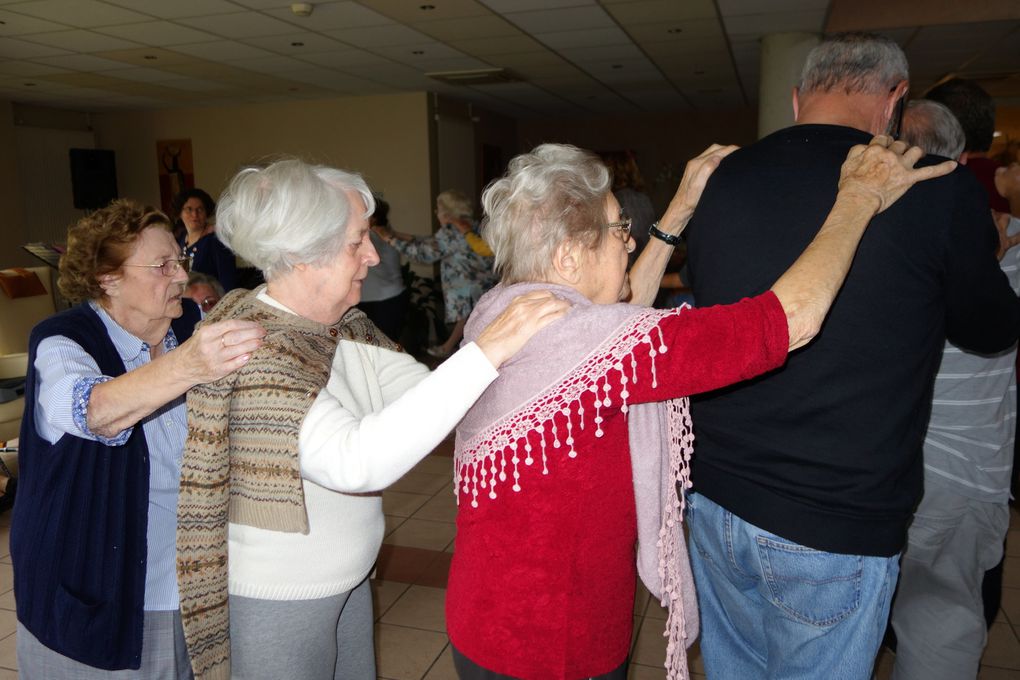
[682,33,1020,679]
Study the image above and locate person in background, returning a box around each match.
[172,188,237,292]
[11,199,264,679]
[174,159,567,680]
[682,33,1020,680]
[887,100,1020,680]
[374,190,496,359]
[602,150,656,263]
[357,197,408,343]
[170,273,225,343]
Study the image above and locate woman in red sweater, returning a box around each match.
[447,139,955,680]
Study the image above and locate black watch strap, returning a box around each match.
[648,222,682,247]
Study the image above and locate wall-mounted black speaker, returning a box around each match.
[69,148,118,210]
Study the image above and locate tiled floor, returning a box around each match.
[0,442,1018,679]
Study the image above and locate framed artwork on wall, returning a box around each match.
[156,139,194,217]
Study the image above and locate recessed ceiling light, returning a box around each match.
[143,54,157,60]
[291,41,304,47]
[667,28,682,34]
[412,50,425,55]
[611,64,622,70]
[0,20,7,25]
[23,82,35,87]
[288,87,299,91]
[420,4,436,9]
[693,70,705,75]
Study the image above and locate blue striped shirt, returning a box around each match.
[33,301,186,611]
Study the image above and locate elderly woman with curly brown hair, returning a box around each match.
[10,199,265,679]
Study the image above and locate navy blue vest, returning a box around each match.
[11,304,150,670]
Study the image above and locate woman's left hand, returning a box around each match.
[476,291,571,368]
[178,319,267,385]
[671,144,739,215]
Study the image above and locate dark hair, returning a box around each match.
[171,187,216,220]
[59,199,173,304]
[925,78,995,152]
[372,197,390,227]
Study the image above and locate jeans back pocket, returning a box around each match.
[756,537,862,628]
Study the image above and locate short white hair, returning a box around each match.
[901,100,966,159]
[481,143,610,284]
[216,159,375,280]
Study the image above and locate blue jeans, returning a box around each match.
[687,493,899,680]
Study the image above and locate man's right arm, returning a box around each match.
[944,171,1020,353]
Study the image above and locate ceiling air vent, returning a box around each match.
[426,68,520,86]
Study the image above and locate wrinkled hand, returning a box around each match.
[994,210,1020,260]
[672,144,739,214]
[181,319,266,384]
[476,291,571,368]
[838,135,957,214]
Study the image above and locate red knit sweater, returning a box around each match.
[447,293,788,679]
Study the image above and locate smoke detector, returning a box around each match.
[291,3,314,17]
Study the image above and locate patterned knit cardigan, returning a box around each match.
[176,287,395,680]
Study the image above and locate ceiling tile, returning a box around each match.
[502,6,616,34]
[415,14,520,41]
[297,49,395,69]
[358,0,488,23]
[0,8,65,34]
[104,66,182,83]
[449,34,545,56]
[325,23,429,48]
[32,53,136,71]
[604,0,717,23]
[95,21,218,46]
[0,36,69,58]
[242,32,349,55]
[536,27,631,49]
[173,41,275,62]
[723,9,826,38]
[176,11,299,39]
[228,55,309,74]
[6,0,149,27]
[0,59,68,75]
[101,0,239,19]
[262,1,393,30]
[20,29,140,52]
[558,43,646,64]
[94,47,200,67]
[481,0,596,13]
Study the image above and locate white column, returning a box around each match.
[758,32,820,139]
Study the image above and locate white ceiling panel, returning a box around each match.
[101,0,240,20]
[32,53,135,71]
[264,2,394,31]
[173,41,274,62]
[106,66,185,83]
[242,32,349,55]
[480,0,595,12]
[0,36,69,58]
[228,55,310,74]
[325,23,430,48]
[21,29,140,52]
[558,43,646,64]
[95,21,218,47]
[0,59,67,75]
[176,12,299,39]
[504,6,616,34]
[297,49,396,69]
[0,8,64,34]
[537,27,631,50]
[6,0,149,27]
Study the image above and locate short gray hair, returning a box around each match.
[186,271,225,298]
[799,32,908,96]
[436,190,473,221]
[481,143,611,284]
[216,159,374,280]
[900,100,965,159]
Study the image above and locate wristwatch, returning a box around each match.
[648,222,683,247]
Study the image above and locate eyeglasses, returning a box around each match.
[606,218,632,240]
[122,256,190,277]
[198,296,219,312]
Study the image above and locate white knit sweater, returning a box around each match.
[227,292,498,600]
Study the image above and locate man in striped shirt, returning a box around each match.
[889,98,1020,680]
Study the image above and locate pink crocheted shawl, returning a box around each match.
[457,282,699,680]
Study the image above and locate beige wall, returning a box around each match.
[0,100,31,267]
[91,92,436,238]
[517,109,758,213]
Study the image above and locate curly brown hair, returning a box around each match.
[58,199,173,304]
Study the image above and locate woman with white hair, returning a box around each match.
[446,138,956,680]
[174,159,567,680]
[375,189,496,358]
